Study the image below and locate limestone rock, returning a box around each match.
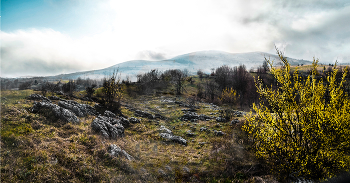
[108,144,133,160]
[91,116,124,139]
[27,94,51,102]
[31,101,79,123]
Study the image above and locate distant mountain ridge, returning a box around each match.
[45,50,312,81]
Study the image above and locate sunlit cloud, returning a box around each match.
[1,0,349,77]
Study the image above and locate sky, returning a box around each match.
[1,0,350,78]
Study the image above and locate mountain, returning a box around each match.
[45,50,312,81]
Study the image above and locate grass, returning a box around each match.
[1,89,275,182]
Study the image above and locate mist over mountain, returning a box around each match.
[42,50,312,81]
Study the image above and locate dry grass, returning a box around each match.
[1,89,272,182]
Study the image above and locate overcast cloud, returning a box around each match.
[1,0,350,77]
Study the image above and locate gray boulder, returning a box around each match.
[129,117,140,123]
[230,119,240,125]
[108,144,133,160]
[214,130,225,136]
[216,117,226,122]
[58,100,96,117]
[91,116,124,139]
[186,130,195,137]
[31,101,79,123]
[200,127,208,132]
[119,117,130,127]
[49,95,61,100]
[159,133,187,146]
[27,94,51,102]
[104,110,117,118]
[159,125,172,134]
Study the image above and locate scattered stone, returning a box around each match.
[198,142,206,146]
[190,119,198,122]
[118,117,130,127]
[214,130,225,136]
[159,125,172,134]
[186,130,195,137]
[159,133,187,145]
[55,91,64,95]
[158,169,166,177]
[200,127,208,132]
[134,110,155,119]
[31,101,80,123]
[27,94,51,102]
[165,165,172,172]
[108,144,133,160]
[49,95,60,100]
[183,166,190,174]
[58,100,96,117]
[91,115,124,139]
[199,114,212,121]
[230,119,240,125]
[216,123,221,127]
[104,110,117,118]
[129,117,140,123]
[216,117,226,122]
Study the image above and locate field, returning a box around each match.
[0,88,278,182]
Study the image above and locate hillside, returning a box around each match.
[45,50,312,81]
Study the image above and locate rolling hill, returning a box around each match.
[45,50,312,81]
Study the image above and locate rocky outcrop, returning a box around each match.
[118,117,131,127]
[31,101,80,123]
[91,116,124,139]
[216,117,226,122]
[180,112,212,121]
[104,110,117,118]
[214,130,225,136]
[230,119,240,125]
[158,125,187,145]
[49,95,61,100]
[134,110,155,119]
[27,94,51,102]
[108,144,134,160]
[58,100,96,117]
[129,117,140,124]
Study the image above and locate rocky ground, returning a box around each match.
[1,90,278,182]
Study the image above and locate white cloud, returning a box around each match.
[1,0,350,77]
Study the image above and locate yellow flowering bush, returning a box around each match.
[242,50,350,181]
[219,87,238,105]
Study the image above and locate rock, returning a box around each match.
[215,123,221,127]
[214,130,225,136]
[129,117,140,123]
[104,110,116,118]
[186,130,195,137]
[27,94,51,102]
[91,116,124,139]
[200,127,208,132]
[230,119,240,125]
[158,169,166,177]
[165,165,172,172]
[159,133,187,146]
[134,110,155,119]
[31,101,80,123]
[216,117,226,122]
[190,119,198,122]
[49,95,60,100]
[58,100,96,117]
[159,125,172,134]
[199,114,212,121]
[108,144,133,160]
[55,91,64,95]
[183,166,190,174]
[118,117,130,127]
